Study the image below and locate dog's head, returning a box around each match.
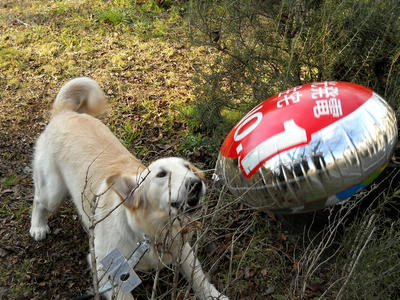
[108,157,206,220]
[144,157,206,214]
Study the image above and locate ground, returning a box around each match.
[1,1,399,299]
[0,0,207,298]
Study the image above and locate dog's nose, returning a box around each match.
[186,178,202,207]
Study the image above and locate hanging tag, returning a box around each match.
[100,248,142,294]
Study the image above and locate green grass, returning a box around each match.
[94,0,181,38]
[1,174,20,188]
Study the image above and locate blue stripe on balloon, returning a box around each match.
[336,183,365,201]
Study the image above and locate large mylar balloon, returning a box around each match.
[215,82,397,213]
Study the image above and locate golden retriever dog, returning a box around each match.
[29,77,228,300]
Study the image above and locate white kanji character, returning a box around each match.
[313,100,329,118]
[277,91,302,108]
[277,94,290,107]
[291,91,302,104]
[328,98,342,117]
[311,86,339,99]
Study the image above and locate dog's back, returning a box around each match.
[30,78,144,238]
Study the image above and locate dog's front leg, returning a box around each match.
[178,242,229,300]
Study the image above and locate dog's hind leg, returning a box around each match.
[30,158,67,241]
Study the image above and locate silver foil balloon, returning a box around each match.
[215,82,397,213]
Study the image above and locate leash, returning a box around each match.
[72,237,150,300]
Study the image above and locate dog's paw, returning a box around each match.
[29,225,50,241]
[211,294,229,300]
[203,286,229,300]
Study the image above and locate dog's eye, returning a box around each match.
[156,170,167,178]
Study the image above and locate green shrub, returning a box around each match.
[188,0,400,156]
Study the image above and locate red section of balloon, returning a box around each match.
[220,81,373,178]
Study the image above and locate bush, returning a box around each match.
[188,0,400,153]
[187,1,400,298]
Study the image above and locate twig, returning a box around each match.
[293,199,358,296]
[88,198,101,300]
[15,18,30,27]
[151,263,162,300]
[336,221,376,300]
[93,170,148,226]
[81,154,103,300]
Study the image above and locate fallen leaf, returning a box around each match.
[0,189,13,194]
[181,221,202,235]
[244,267,256,279]
[309,281,323,292]
[0,248,9,257]
[266,212,276,221]
[204,241,218,256]
[260,268,268,277]
[193,149,201,157]
[292,259,302,272]
[263,286,275,296]
[287,244,296,255]
[278,232,287,241]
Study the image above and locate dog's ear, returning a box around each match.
[187,162,206,181]
[107,174,143,209]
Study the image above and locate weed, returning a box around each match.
[178,131,220,165]
[1,174,20,188]
[333,197,400,299]
[95,0,174,38]
[96,6,127,25]
[119,120,137,148]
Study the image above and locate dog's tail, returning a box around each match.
[52,77,107,117]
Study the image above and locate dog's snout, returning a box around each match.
[186,178,202,207]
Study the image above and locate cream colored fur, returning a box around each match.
[29,77,228,300]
